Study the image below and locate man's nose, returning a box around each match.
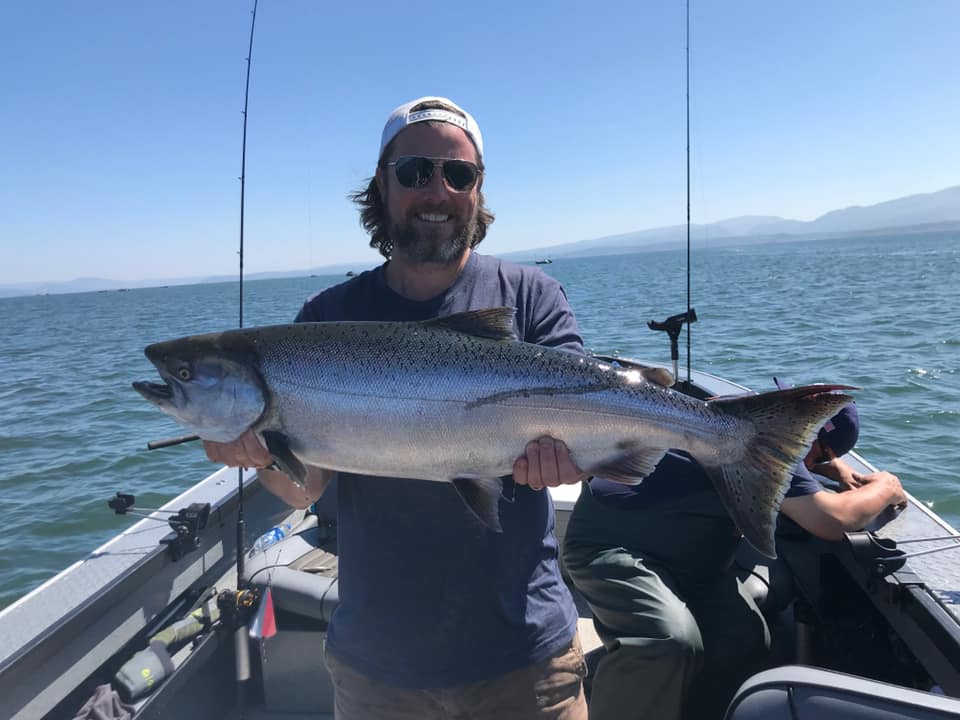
[420,165,450,199]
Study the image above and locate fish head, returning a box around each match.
[133,334,266,443]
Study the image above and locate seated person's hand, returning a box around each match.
[829,460,861,492]
[855,470,908,511]
[203,429,272,469]
[513,437,589,491]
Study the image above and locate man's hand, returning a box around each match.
[203,429,272,469]
[513,437,589,491]
[853,470,908,510]
[204,429,332,508]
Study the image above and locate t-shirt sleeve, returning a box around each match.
[294,303,311,323]
[784,462,823,498]
[522,277,584,354]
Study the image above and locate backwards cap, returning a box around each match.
[773,377,860,457]
[379,96,483,161]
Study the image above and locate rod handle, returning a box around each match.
[147,434,200,450]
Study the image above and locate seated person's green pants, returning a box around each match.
[562,479,771,720]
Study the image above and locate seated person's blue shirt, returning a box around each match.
[589,450,822,510]
[295,252,582,688]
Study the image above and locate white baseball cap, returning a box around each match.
[379,96,483,161]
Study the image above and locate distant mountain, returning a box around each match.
[3,186,958,298]
[802,186,960,233]
[504,185,960,261]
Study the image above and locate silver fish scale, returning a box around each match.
[244,322,748,482]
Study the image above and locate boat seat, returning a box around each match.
[734,539,796,616]
[243,475,340,624]
[243,524,340,623]
[725,665,960,719]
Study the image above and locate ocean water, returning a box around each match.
[1,231,958,609]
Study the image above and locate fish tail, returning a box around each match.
[702,384,856,558]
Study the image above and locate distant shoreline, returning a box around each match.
[2,221,958,301]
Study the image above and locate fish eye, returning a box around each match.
[176,367,193,381]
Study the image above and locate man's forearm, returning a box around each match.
[835,479,901,531]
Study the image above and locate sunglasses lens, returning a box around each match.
[442,160,479,191]
[394,157,434,188]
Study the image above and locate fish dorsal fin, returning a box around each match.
[640,367,674,388]
[588,448,668,485]
[423,307,517,341]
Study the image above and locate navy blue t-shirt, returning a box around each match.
[295,252,582,688]
[589,451,822,509]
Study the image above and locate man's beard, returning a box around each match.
[390,213,477,264]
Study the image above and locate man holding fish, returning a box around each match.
[202,96,592,719]
[136,97,851,719]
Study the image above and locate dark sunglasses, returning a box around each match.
[386,156,482,192]
[813,434,835,465]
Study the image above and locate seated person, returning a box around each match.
[561,391,906,720]
[779,390,906,539]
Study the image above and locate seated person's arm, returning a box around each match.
[780,470,906,542]
[204,430,334,509]
[808,456,859,490]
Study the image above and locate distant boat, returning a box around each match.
[535,258,553,264]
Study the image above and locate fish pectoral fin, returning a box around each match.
[262,430,308,487]
[451,477,504,532]
[422,307,517,341]
[589,448,668,485]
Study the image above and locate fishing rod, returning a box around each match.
[231,0,259,710]
[146,433,199,450]
[138,9,263,707]
[648,0,697,384]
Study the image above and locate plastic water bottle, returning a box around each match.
[249,522,293,555]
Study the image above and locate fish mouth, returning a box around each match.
[132,380,174,403]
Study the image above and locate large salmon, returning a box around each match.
[133,307,852,557]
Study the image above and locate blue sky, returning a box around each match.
[2,1,958,285]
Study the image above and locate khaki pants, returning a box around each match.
[325,634,588,720]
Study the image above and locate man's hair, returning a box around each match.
[351,99,495,259]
